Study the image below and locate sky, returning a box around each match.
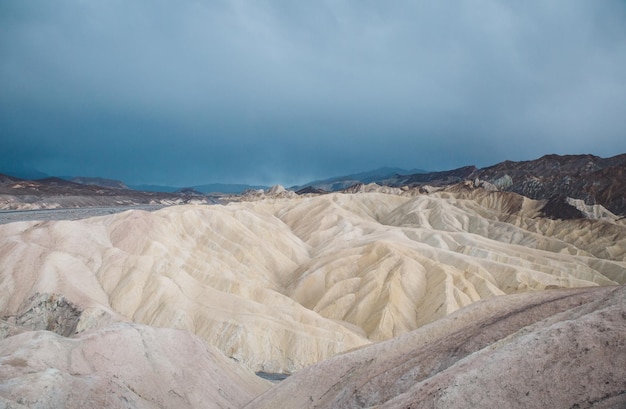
[1,1,626,186]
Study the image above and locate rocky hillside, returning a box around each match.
[387,154,626,216]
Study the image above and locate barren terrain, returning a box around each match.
[1,186,625,408]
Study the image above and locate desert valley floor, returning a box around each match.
[1,188,625,408]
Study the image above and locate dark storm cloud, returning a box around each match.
[1,1,625,185]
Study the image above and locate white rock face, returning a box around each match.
[0,191,625,373]
[566,196,619,220]
[267,184,286,195]
[0,323,270,409]
[342,183,406,195]
[492,174,513,188]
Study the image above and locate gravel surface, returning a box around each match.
[0,205,168,225]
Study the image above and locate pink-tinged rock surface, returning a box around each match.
[0,323,270,409]
[246,285,626,409]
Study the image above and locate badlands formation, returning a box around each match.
[247,285,626,409]
[1,186,625,407]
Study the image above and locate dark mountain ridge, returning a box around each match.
[472,153,626,215]
[376,153,626,216]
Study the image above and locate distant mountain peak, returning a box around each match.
[68,176,129,190]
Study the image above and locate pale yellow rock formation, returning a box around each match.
[1,191,625,372]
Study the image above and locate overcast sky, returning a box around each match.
[1,1,625,186]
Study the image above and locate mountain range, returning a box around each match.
[303,153,626,218]
[391,153,626,216]
[129,182,269,194]
[2,153,626,217]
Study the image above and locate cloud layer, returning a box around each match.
[1,1,625,185]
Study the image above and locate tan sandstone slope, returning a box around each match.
[245,285,626,409]
[1,190,625,372]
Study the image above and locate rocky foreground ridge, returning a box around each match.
[1,294,269,409]
[246,285,626,409]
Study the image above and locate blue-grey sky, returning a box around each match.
[1,1,625,186]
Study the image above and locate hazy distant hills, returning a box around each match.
[62,178,268,194]
[0,167,268,195]
[66,176,129,190]
[293,166,427,192]
[129,183,269,194]
[2,153,626,216]
[0,164,48,181]
[0,174,217,210]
